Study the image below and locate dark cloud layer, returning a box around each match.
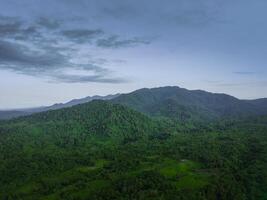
[97,35,151,48]
[37,17,61,29]
[0,40,126,83]
[0,16,40,40]
[0,0,219,84]
[0,15,145,83]
[0,40,65,69]
[61,29,104,43]
[0,0,265,88]
[54,74,126,83]
[0,1,155,83]
[0,21,21,37]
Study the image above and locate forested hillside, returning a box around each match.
[0,110,30,120]
[1,0,266,199]
[112,86,267,121]
[1,99,267,199]
[0,94,119,120]
[2,87,267,121]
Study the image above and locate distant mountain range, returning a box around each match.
[1,86,267,198]
[111,86,267,121]
[1,86,267,121]
[0,94,119,120]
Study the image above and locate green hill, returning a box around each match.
[7,100,157,139]
[1,97,267,199]
[112,86,266,121]
[0,101,160,197]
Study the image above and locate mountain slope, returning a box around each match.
[1,101,267,199]
[5,100,156,139]
[0,94,119,120]
[246,98,267,111]
[111,86,266,121]
[0,110,30,120]
[2,86,267,122]
[1,95,267,199]
[26,94,120,113]
[0,100,159,195]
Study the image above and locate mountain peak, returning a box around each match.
[111,86,266,121]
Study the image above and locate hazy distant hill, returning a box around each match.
[112,86,267,121]
[246,98,267,111]
[2,86,267,121]
[0,94,119,120]
[0,110,31,120]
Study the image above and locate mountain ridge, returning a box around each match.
[0,94,120,120]
[111,86,267,121]
[1,88,267,199]
[1,86,267,121]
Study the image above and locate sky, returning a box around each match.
[0,0,267,109]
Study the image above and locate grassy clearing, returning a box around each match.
[157,158,210,189]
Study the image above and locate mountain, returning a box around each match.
[26,94,120,112]
[0,110,30,120]
[246,98,267,111]
[0,94,119,120]
[22,100,154,136]
[111,86,267,121]
[2,86,267,122]
[1,96,267,199]
[0,100,162,198]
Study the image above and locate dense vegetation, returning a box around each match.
[1,90,267,199]
[112,86,267,121]
[2,86,267,121]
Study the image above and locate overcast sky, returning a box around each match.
[0,0,267,109]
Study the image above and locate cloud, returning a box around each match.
[0,4,156,84]
[86,0,225,28]
[234,71,256,75]
[0,15,40,40]
[61,29,104,43]
[0,40,125,83]
[214,81,267,87]
[97,35,151,48]
[0,40,66,70]
[37,17,61,29]
[0,21,21,37]
[0,16,22,37]
[53,74,127,83]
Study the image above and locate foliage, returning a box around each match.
[111,86,267,122]
[0,100,267,199]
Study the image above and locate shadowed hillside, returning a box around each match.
[112,86,267,121]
